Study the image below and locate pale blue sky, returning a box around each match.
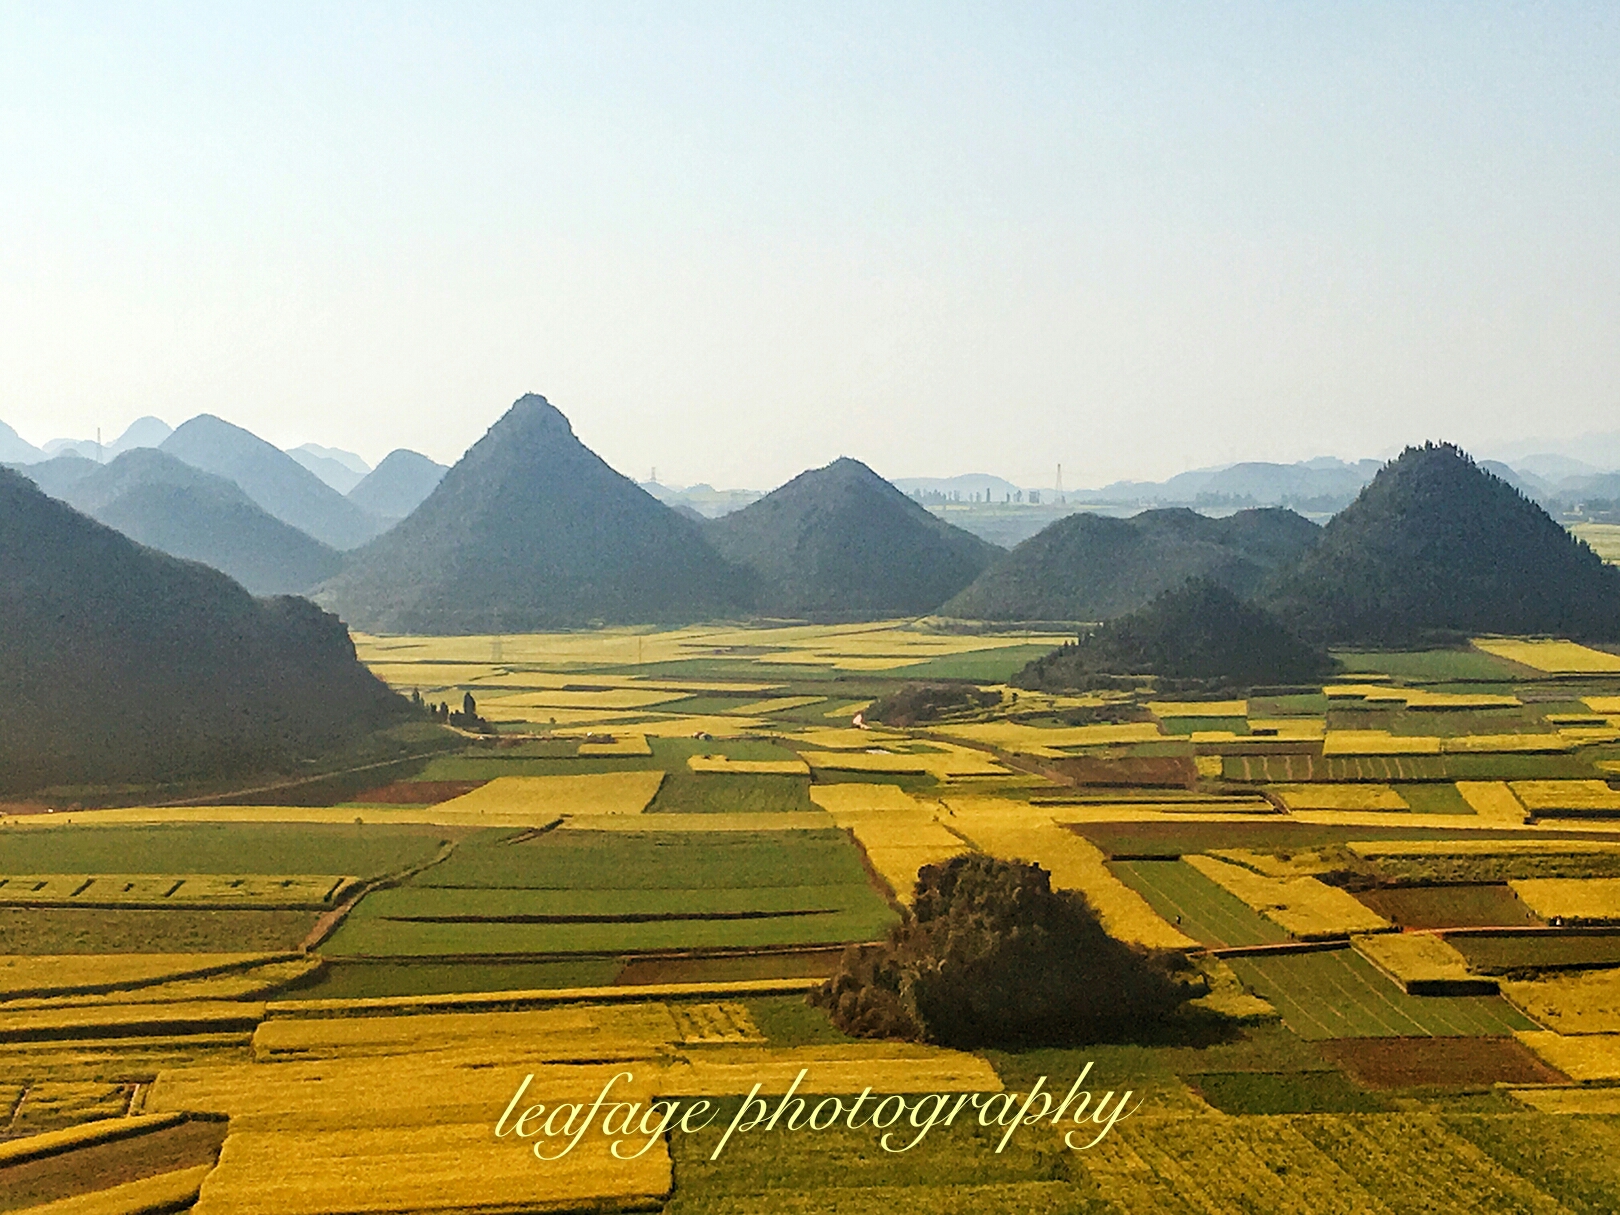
[2,3,1617,487]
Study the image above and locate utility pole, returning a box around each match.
[1055,463,1063,494]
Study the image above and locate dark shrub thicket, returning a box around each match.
[864,682,1001,727]
[811,853,1197,1047]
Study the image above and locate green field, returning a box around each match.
[646,772,815,814]
[0,907,319,953]
[1109,859,1289,947]
[1226,947,1537,1039]
[289,958,624,999]
[1449,931,1620,974]
[416,827,870,889]
[0,822,446,876]
[890,643,1059,682]
[1332,649,1529,681]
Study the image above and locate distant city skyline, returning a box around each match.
[3,5,1617,488]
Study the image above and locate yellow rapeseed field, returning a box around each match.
[573,733,654,756]
[1147,700,1248,718]
[1455,781,1530,823]
[808,784,922,815]
[1474,638,1620,673]
[0,954,282,999]
[797,745,1009,778]
[687,754,810,775]
[556,812,833,832]
[1515,1030,1620,1082]
[434,772,665,820]
[1510,1087,1620,1114]
[1181,855,1392,939]
[1267,784,1410,812]
[932,721,1163,755]
[1502,969,1620,1035]
[1441,733,1572,754]
[1351,933,1481,991]
[1510,780,1620,814]
[0,1000,264,1042]
[1321,731,1442,756]
[1508,877,1620,922]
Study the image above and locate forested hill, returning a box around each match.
[1015,579,1336,690]
[1266,442,1620,645]
[313,394,754,632]
[940,506,1320,622]
[705,457,999,618]
[0,467,406,793]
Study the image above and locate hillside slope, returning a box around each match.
[0,467,405,792]
[1267,443,1620,644]
[941,507,1319,622]
[1015,580,1335,690]
[163,415,381,550]
[43,449,342,595]
[705,457,999,618]
[315,394,752,632]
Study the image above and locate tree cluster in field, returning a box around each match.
[810,853,1199,1048]
[864,682,1002,727]
[1014,579,1336,693]
[411,689,491,733]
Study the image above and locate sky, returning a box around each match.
[2,3,1618,490]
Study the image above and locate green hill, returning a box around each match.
[940,506,1319,622]
[0,467,406,793]
[1015,579,1335,691]
[705,457,998,618]
[1267,442,1620,644]
[314,394,753,632]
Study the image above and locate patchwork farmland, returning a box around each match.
[14,624,1620,1210]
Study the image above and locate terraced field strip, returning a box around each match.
[1351,932,1496,994]
[687,755,811,775]
[1512,780,1620,816]
[1509,877,1620,922]
[1182,854,1393,939]
[1108,859,1289,948]
[1226,948,1537,1040]
[1474,637,1620,674]
[1515,1031,1620,1082]
[0,875,355,910]
[1502,968,1620,1034]
[0,955,290,1001]
[1269,784,1409,811]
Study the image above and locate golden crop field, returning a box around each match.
[1511,780,1620,813]
[728,695,826,715]
[25,1164,214,1215]
[1455,781,1529,822]
[1515,1030,1620,1081]
[1351,933,1482,992]
[574,733,654,756]
[1508,877,1620,922]
[797,745,1009,778]
[1502,968,1620,1035]
[933,721,1163,754]
[555,811,834,832]
[1322,731,1443,756]
[808,783,922,815]
[1147,699,1248,717]
[1268,784,1410,812]
[686,754,810,775]
[0,954,284,1000]
[433,772,665,820]
[1474,637,1620,673]
[1181,855,1393,939]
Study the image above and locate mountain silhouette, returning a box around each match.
[315,394,753,632]
[0,467,404,793]
[1267,442,1620,644]
[705,457,998,618]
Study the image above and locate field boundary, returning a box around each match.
[265,975,822,1018]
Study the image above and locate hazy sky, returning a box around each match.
[3,4,1617,489]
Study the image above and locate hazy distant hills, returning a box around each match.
[0,466,404,792]
[706,457,1000,619]
[1268,443,1620,644]
[162,415,382,550]
[347,449,448,523]
[640,481,762,519]
[0,420,46,464]
[288,443,371,494]
[941,507,1320,623]
[315,394,753,632]
[30,449,343,595]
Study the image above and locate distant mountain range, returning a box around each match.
[315,395,753,632]
[288,443,372,494]
[162,415,383,551]
[706,457,998,619]
[940,507,1321,623]
[26,449,342,595]
[0,466,405,792]
[348,449,448,523]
